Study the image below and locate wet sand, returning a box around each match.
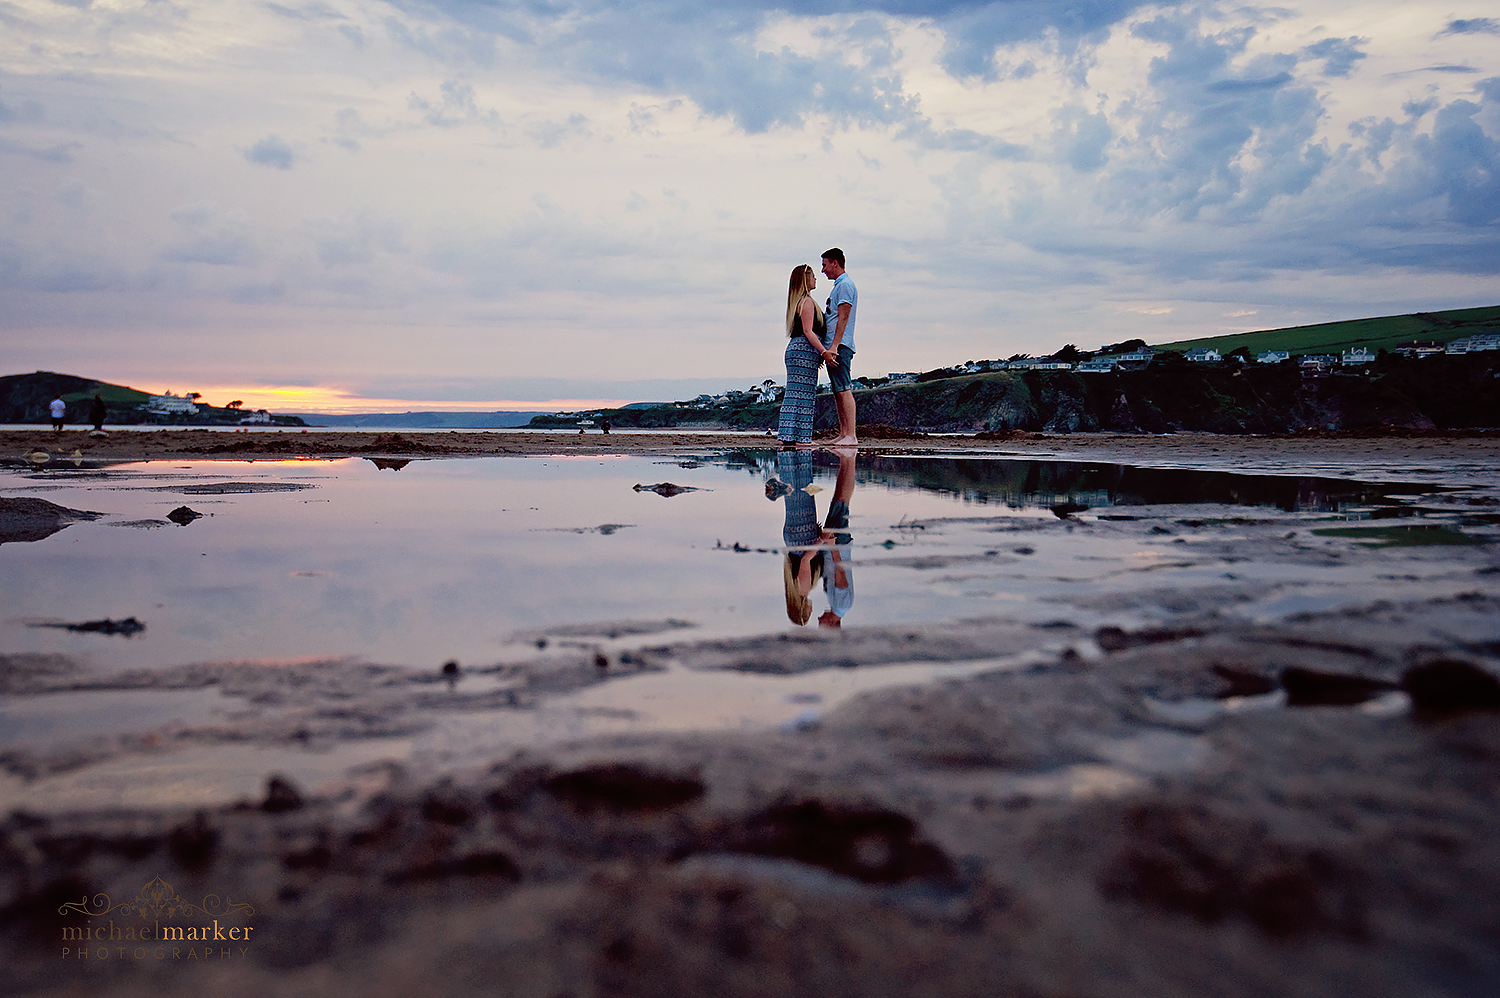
[3,429,1500,997]
[6,425,1500,464]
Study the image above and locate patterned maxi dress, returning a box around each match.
[777,299,827,444]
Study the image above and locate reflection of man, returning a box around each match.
[818,448,856,628]
[820,248,858,447]
[49,397,66,432]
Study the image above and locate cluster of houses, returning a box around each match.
[144,390,272,423]
[1391,334,1500,357]
[671,331,1500,409]
[890,332,1500,381]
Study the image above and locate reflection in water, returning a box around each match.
[776,452,820,626]
[0,450,1458,674]
[773,450,857,628]
[727,451,1436,514]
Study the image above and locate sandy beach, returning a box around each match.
[3,429,1499,997]
[6,425,1500,464]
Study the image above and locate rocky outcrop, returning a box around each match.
[0,496,104,544]
[813,354,1494,434]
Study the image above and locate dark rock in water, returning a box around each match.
[711,799,956,885]
[1401,659,1500,714]
[1096,625,1204,653]
[166,505,202,525]
[1211,664,1278,699]
[764,478,791,500]
[367,457,411,471]
[544,764,704,812]
[1050,502,1089,518]
[633,482,701,497]
[262,774,306,813]
[0,496,104,544]
[1280,667,1397,706]
[31,617,145,637]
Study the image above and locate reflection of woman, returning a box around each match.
[777,264,830,448]
[777,450,824,624]
[783,549,824,625]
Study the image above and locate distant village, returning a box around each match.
[141,391,276,423]
[684,332,1500,410]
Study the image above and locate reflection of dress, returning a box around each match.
[779,452,819,546]
[777,301,827,444]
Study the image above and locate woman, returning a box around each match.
[777,264,833,447]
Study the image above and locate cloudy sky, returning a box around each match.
[1,0,1496,412]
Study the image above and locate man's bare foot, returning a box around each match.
[827,436,858,447]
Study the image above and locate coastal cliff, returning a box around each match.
[815,353,1499,434]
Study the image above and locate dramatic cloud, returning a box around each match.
[1439,18,1500,37]
[0,0,1497,406]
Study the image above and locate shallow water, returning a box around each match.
[0,449,1453,673]
[3,447,1496,810]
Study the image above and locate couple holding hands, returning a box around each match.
[778,248,858,448]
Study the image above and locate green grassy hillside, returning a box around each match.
[1,371,303,425]
[1155,305,1500,357]
[62,382,154,404]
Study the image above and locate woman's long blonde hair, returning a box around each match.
[785,264,815,337]
[782,550,824,625]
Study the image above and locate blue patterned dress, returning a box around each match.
[777,299,827,444]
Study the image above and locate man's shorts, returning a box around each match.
[826,345,855,394]
[823,498,852,545]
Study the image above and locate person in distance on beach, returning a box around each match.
[49,396,66,432]
[820,248,858,446]
[777,263,828,449]
[89,394,107,432]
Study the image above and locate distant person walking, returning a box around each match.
[820,248,858,446]
[777,263,829,448]
[49,397,66,431]
[89,394,107,432]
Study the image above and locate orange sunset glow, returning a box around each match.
[151,385,631,415]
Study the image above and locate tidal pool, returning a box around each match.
[0,448,1466,674]
[4,446,1497,810]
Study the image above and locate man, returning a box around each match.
[49,396,66,432]
[819,248,858,446]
